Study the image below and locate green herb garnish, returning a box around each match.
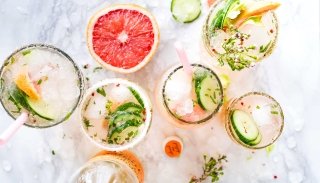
[259,41,271,53]
[22,50,31,56]
[105,100,113,114]
[256,105,260,109]
[51,150,55,155]
[37,79,42,85]
[93,67,103,72]
[96,87,106,97]
[190,155,227,183]
[218,30,258,71]
[83,118,93,129]
[271,111,278,115]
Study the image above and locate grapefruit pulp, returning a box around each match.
[87,4,160,73]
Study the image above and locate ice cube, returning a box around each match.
[107,84,133,103]
[165,71,192,101]
[175,99,194,116]
[252,105,273,126]
[84,94,107,120]
[2,160,12,172]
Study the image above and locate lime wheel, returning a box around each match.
[87,4,160,73]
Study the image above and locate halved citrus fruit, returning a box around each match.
[87,4,160,73]
[15,70,40,100]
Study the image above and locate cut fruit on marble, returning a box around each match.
[86,4,160,73]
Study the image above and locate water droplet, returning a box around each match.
[287,136,297,149]
[293,119,304,132]
[2,160,12,172]
[288,170,304,183]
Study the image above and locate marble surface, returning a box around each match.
[0,0,319,182]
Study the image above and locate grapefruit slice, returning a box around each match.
[234,1,280,27]
[87,4,160,73]
[15,70,40,100]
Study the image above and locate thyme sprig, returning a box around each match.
[190,155,227,183]
[218,30,258,71]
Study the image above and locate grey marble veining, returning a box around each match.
[0,0,319,182]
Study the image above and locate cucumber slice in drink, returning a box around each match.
[230,110,259,143]
[110,111,143,128]
[247,132,262,146]
[195,74,218,111]
[171,0,201,23]
[114,102,143,114]
[128,87,144,108]
[10,88,54,121]
[109,120,141,144]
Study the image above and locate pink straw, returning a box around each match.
[0,112,28,146]
[174,41,193,76]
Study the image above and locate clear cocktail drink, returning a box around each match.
[0,44,83,128]
[225,92,284,149]
[80,79,152,151]
[155,64,223,128]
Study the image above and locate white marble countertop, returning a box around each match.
[0,0,319,182]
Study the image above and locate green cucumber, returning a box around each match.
[114,102,143,114]
[10,88,54,121]
[194,73,218,111]
[230,110,259,143]
[210,0,239,30]
[128,87,144,108]
[108,120,142,144]
[109,111,143,128]
[247,132,262,146]
[171,0,201,23]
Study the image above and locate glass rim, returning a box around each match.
[161,63,224,125]
[79,78,152,151]
[0,43,85,129]
[202,0,279,65]
[225,91,284,149]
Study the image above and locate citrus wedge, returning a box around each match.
[87,4,160,73]
[234,1,280,27]
[15,71,40,100]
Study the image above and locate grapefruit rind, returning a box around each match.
[15,71,40,100]
[86,4,160,74]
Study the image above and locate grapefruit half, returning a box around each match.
[87,4,160,73]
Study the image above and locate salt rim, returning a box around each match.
[79,78,152,151]
[86,4,160,74]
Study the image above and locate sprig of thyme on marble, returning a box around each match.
[218,30,257,71]
[189,155,227,183]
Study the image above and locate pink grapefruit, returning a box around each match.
[87,4,160,73]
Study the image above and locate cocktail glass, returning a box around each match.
[225,92,284,149]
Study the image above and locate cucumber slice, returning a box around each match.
[109,111,143,128]
[195,73,218,111]
[171,0,201,23]
[210,0,239,30]
[108,120,141,144]
[247,132,262,146]
[26,98,54,121]
[128,87,144,108]
[114,102,143,114]
[10,88,54,121]
[230,110,259,143]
